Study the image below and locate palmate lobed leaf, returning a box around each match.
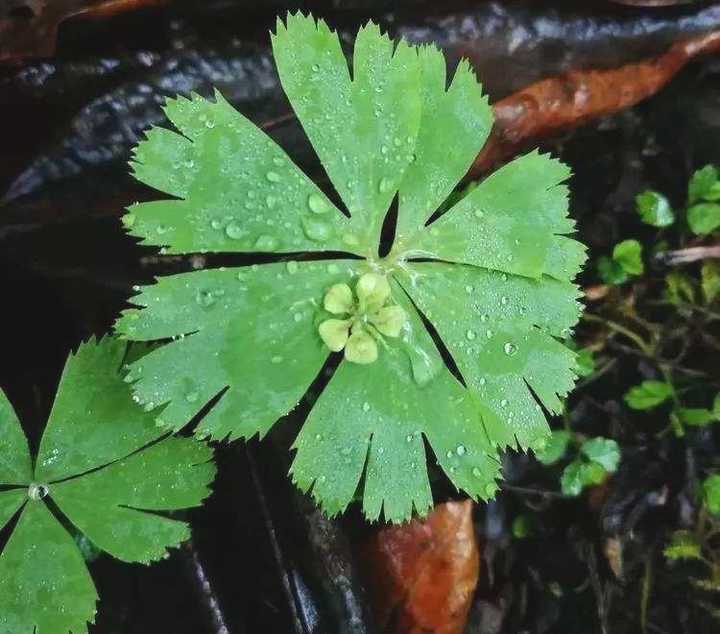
[0,338,215,633]
[116,13,586,522]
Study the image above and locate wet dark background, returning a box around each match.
[2,1,720,632]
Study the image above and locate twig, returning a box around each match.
[500,483,565,499]
[655,244,720,266]
[587,544,610,634]
[641,557,652,634]
[582,313,654,356]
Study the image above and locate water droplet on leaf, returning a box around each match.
[225,222,245,240]
[302,216,332,242]
[504,342,518,356]
[255,234,278,251]
[27,483,49,501]
[308,193,329,214]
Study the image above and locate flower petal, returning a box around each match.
[319,319,352,352]
[345,329,378,364]
[324,283,354,315]
[356,273,391,313]
[370,305,407,337]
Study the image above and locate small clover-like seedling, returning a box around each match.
[116,13,586,522]
[0,339,215,633]
[597,239,643,285]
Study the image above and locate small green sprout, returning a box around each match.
[319,272,407,364]
[705,474,720,516]
[636,190,674,227]
[535,430,620,497]
[597,239,643,285]
[664,531,703,561]
[624,380,674,410]
[559,437,620,497]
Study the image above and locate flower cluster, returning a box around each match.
[318,272,407,364]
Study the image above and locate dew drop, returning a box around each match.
[446,450,454,459]
[501,296,508,305]
[225,222,245,240]
[504,342,518,356]
[271,355,283,364]
[456,444,466,456]
[293,312,303,323]
[362,402,370,412]
[474,209,484,219]
[255,234,278,251]
[342,233,359,247]
[27,483,49,501]
[471,467,482,479]
[185,391,199,403]
[500,399,508,408]
[466,329,476,341]
[265,171,281,183]
[196,289,216,308]
[378,177,392,193]
[286,260,298,274]
[484,483,496,496]
[266,195,277,209]
[211,219,223,230]
[302,216,332,242]
[308,193,329,214]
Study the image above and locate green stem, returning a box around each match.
[582,313,653,356]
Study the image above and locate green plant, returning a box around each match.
[115,13,586,522]
[535,429,620,496]
[687,165,720,235]
[623,378,719,434]
[636,190,674,228]
[597,239,644,285]
[0,338,215,632]
[662,473,720,596]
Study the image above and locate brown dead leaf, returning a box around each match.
[472,30,720,176]
[363,500,479,634]
[0,0,168,62]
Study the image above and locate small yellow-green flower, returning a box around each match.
[318,273,407,364]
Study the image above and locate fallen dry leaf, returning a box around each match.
[472,30,720,176]
[0,0,168,62]
[363,500,479,634]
